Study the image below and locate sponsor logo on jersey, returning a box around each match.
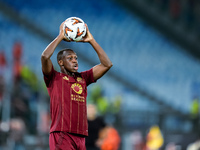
[63,76,69,81]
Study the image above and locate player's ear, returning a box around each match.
[58,60,63,66]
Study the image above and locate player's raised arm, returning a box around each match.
[41,22,67,75]
[80,25,113,81]
[90,39,113,81]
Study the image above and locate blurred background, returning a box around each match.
[0,0,200,149]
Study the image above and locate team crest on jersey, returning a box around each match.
[71,83,83,94]
[77,77,83,83]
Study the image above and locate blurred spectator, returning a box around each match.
[20,65,38,91]
[165,142,179,150]
[13,42,22,60]
[37,111,50,134]
[8,118,26,150]
[88,85,121,116]
[96,126,121,150]
[86,104,106,150]
[190,98,199,133]
[146,125,164,150]
[11,62,41,134]
[190,98,199,118]
[12,42,23,82]
[130,130,145,150]
[0,75,5,101]
[0,51,7,101]
[11,96,31,126]
[187,138,200,150]
[0,51,7,73]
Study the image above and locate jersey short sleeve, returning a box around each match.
[43,66,56,88]
[80,68,96,86]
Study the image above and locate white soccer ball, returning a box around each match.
[63,17,87,42]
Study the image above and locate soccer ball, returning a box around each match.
[63,17,87,42]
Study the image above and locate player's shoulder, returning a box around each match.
[80,68,93,75]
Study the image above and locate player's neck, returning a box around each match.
[61,68,74,77]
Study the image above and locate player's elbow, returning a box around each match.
[41,52,50,61]
[106,62,113,70]
[108,62,113,69]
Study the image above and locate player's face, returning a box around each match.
[63,51,78,73]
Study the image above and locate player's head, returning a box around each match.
[57,49,78,74]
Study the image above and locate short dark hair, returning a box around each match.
[57,49,75,62]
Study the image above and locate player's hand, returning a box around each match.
[59,21,71,42]
[78,24,94,42]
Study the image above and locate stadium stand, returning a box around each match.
[0,0,200,149]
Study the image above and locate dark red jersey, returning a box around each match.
[43,67,95,136]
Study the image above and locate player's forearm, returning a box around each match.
[89,39,113,68]
[41,35,63,60]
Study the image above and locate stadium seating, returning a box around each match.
[1,0,200,120]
